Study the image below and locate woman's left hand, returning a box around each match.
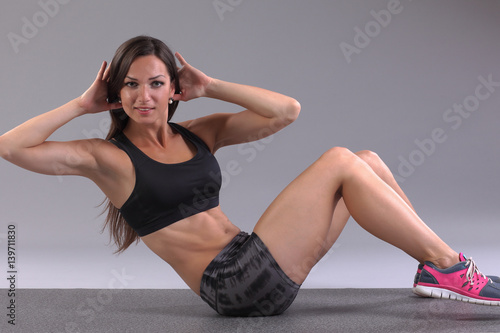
[173,52,213,102]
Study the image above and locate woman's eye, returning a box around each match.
[124,81,137,88]
[151,81,164,88]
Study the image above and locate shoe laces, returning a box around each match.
[465,257,490,285]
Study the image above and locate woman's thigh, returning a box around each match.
[253,147,359,284]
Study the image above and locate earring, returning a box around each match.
[169,98,174,105]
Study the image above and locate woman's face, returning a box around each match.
[119,55,174,125]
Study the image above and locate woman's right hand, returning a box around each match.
[78,61,122,114]
[0,61,124,178]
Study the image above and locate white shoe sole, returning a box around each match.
[413,285,500,306]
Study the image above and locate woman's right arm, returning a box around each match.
[0,61,122,177]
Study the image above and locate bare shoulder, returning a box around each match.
[83,138,135,208]
[88,138,132,176]
[177,113,230,153]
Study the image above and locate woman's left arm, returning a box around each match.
[173,53,301,152]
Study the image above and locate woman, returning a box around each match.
[1,36,499,316]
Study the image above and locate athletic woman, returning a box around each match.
[1,36,499,316]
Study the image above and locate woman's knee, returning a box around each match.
[355,150,380,164]
[316,147,363,174]
[320,146,354,162]
[355,150,397,182]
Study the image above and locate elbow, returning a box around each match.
[0,136,10,160]
[284,98,301,125]
[0,135,15,162]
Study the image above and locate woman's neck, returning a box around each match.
[123,120,174,147]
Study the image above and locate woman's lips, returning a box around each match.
[135,107,154,115]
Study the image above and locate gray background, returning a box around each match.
[1,0,499,290]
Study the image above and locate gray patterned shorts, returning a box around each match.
[200,232,300,317]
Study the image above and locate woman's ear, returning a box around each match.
[170,83,175,96]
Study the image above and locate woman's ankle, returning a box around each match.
[428,251,460,269]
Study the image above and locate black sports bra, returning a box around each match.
[110,123,222,236]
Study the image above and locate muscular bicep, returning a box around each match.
[3,139,102,177]
[183,111,291,153]
[213,110,291,151]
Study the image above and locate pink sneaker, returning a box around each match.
[413,253,500,306]
[412,262,500,288]
[412,263,425,288]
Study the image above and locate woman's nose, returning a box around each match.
[138,85,151,102]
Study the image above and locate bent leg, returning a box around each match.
[253,147,458,285]
[316,150,417,259]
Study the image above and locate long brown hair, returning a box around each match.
[102,36,180,253]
